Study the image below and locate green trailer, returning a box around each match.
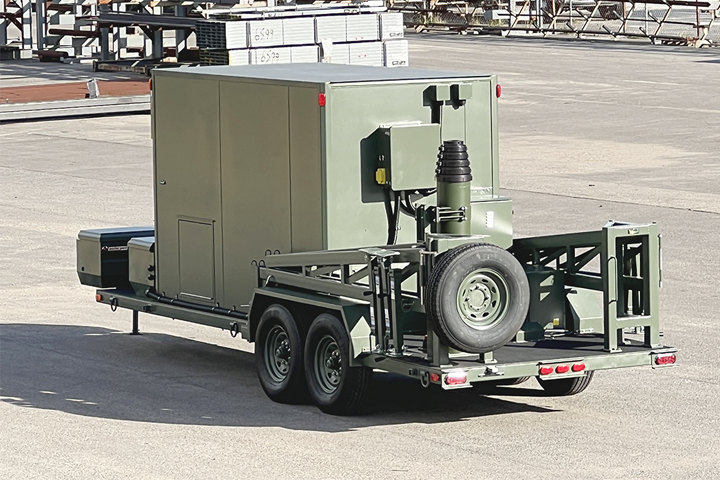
[77,64,676,415]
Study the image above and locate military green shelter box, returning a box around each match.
[151,64,509,309]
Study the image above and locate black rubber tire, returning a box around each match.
[304,313,372,416]
[255,304,307,404]
[425,243,530,354]
[491,376,531,386]
[537,371,595,396]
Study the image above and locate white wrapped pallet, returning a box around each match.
[282,17,315,46]
[379,12,404,40]
[250,46,292,64]
[315,16,346,43]
[80,45,97,57]
[346,14,379,42]
[290,45,319,63]
[50,14,76,25]
[229,49,250,66]
[349,42,382,66]
[125,34,144,49]
[323,42,350,64]
[247,19,283,47]
[383,39,408,67]
[52,36,75,47]
[226,21,248,49]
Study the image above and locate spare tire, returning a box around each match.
[425,243,530,353]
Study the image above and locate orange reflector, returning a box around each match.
[444,371,467,386]
[539,366,554,375]
[318,93,326,107]
[429,373,441,383]
[555,365,570,374]
[572,363,586,372]
[655,353,676,366]
[95,294,103,302]
[496,84,502,98]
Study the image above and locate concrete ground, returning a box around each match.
[0,60,146,88]
[1,36,719,479]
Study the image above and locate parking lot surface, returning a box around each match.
[1,36,719,479]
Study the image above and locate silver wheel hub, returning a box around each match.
[456,268,510,330]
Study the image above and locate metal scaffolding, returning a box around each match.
[391,0,720,46]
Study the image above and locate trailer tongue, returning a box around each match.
[78,64,676,415]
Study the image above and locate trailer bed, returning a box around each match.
[95,287,675,392]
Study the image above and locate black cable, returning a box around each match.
[384,190,401,245]
[383,189,394,245]
[391,191,400,245]
[386,188,439,244]
[398,191,415,217]
[146,290,248,320]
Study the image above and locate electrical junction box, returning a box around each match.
[377,123,440,191]
[151,64,503,307]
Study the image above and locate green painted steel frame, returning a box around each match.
[258,244,427,359]
[95,289,250,338]
[361,342,677,390]
[91,221,673,391]
[512,221,662,352]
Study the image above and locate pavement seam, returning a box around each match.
[502,187,720,216]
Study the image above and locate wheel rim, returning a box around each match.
[264,324,291,383]
[456,267,510,330]
[314,334,342,394]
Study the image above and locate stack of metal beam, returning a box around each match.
[197,8,408,67]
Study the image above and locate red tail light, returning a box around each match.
[572,363,586,372]
[539,366,553,375]
[429,373,441,383]
[655,353,676,366]
[318,93,326,107]
[555,365,570,374]
[444,371,468,385]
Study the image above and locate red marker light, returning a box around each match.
[318,93,326,107]
[429,373,441,383]
[655,353,676,366]
[539,366,553,375]
[572,363,586,372]
[496,84,502,98]
[555,365,570,374]
[444,371,468,385]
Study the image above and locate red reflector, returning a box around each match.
[444,371,467,385]
[539,366,553,375]
[496,84,502,98]
[95,294,103,302]
[572,363,586,372]
[655,353,676,366]
[318,93,326,107]
[429,373,441,383]
[555,365,570,374]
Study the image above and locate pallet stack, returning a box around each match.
[197,12,407,67]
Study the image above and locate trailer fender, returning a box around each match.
[248,287,373,366]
